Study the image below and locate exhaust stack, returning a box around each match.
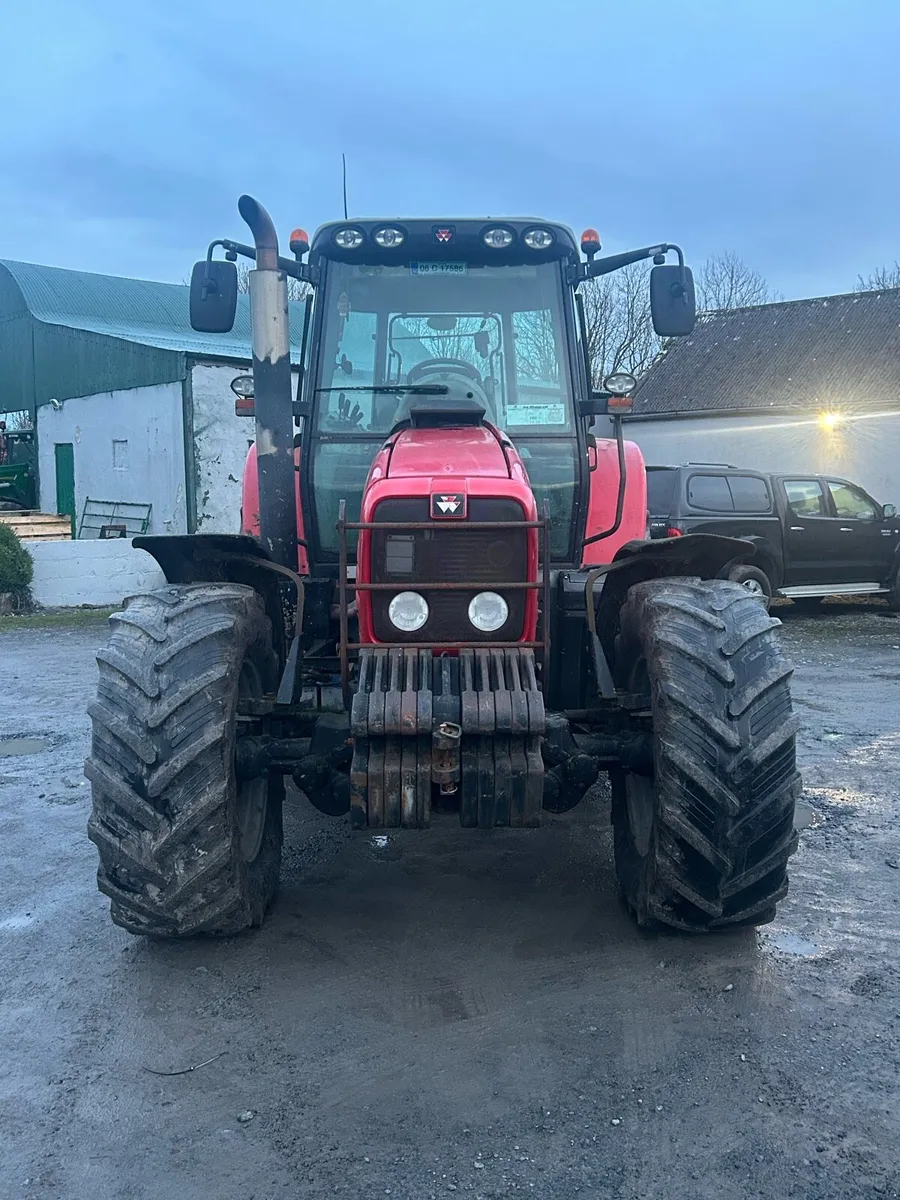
[239,194,296,570]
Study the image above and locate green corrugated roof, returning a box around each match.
[0,259,307,362]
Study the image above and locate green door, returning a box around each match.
[54,443,76,536]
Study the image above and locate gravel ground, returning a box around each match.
[1,601,899,1200]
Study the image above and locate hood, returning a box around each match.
[386,424,510,480]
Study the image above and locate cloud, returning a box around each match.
[2,0,900,296]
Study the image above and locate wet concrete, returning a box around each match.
[1,604,900,1199]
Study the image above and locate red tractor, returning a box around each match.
[86,197,800,938]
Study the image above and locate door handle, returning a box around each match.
[789,527,804,532]
[839,527,853,532]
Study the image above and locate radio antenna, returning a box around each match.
[342,153,349,220]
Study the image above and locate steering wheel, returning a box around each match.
[397,358,497,426]
[407,358,483,385]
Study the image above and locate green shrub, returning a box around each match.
[0,522,34,593]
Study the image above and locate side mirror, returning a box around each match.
[884,503,897,518]
[190,259,238,333]
[650,263,696,337]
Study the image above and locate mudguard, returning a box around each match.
[591,533,751,666]
[133,534,294,659]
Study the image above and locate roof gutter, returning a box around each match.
[625,404,857,423]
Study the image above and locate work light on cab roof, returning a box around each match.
[85,192,802,948]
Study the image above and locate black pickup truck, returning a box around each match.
[647,463,900,609]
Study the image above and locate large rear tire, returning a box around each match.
[611,578,801,932]
[86,584,283,938]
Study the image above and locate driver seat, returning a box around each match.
[392,359,498,426]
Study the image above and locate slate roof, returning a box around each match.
[635,287,900,416]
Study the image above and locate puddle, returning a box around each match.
[0,913,36,931]
[371,835,390,849]
[764,931,820,958]
[0,738,49,758]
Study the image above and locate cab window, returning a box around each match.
[686,474,733,511]
[827,480,877,521]
[784,479,827,517]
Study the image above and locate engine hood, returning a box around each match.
[386,425,511,480]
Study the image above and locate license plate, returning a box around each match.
[410,262,467,276]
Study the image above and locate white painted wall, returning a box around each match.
[24,539,166,608]
[37,382,187,535]
[627,410,900,507]
[191,362,300,533]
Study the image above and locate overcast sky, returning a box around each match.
[2,0,898,300]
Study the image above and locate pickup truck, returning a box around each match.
[647,463,900,609]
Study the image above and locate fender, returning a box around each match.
[727,533,784,589]
[133,534,299,659]
[591,533,752,667]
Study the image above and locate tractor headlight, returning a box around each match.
[468,591,509,633]
[373,226,405,248]
[333,227,365,250]
[603,371,637,396]
[523,227,555,250]
[482,226,515,249]
[388,591,429,632]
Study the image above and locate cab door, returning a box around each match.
[779,478,836,585]
[824,478,896,583]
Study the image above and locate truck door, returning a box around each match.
[780,478,835,585]
[824,478,894,583]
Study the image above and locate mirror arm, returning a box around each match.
[203,238,316,287]
[570,242,685,285]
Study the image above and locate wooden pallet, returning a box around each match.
[0,510,73,541]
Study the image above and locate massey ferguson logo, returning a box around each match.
[433,225,455,244]
[431,492,466,518]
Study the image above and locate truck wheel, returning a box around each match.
[86,584,283,938]
[611,578,800,933]
[727,564,772,609]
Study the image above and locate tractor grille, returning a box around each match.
[370,497,528,643]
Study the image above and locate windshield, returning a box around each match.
[313,261,573,433]
[308,259,579,561]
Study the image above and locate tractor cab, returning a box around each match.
[302,219,588,567]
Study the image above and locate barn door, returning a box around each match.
[54,443,75,537]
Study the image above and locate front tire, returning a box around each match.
[612,578,801,933]
[86,584,283,938]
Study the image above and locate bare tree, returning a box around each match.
[579,261,661,386]
[579,251,772,387]
[696,251,770,311]
[855,262,900,292]
[0,409,33,431]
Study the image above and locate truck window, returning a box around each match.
[827,480,877,521]
[646,468,677,515]
[686,474,733,511]
[728,474,771,513]
[783,479,827,517]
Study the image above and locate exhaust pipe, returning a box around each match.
[239,194,296,570]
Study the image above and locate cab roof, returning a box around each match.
[309,217,580,266]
